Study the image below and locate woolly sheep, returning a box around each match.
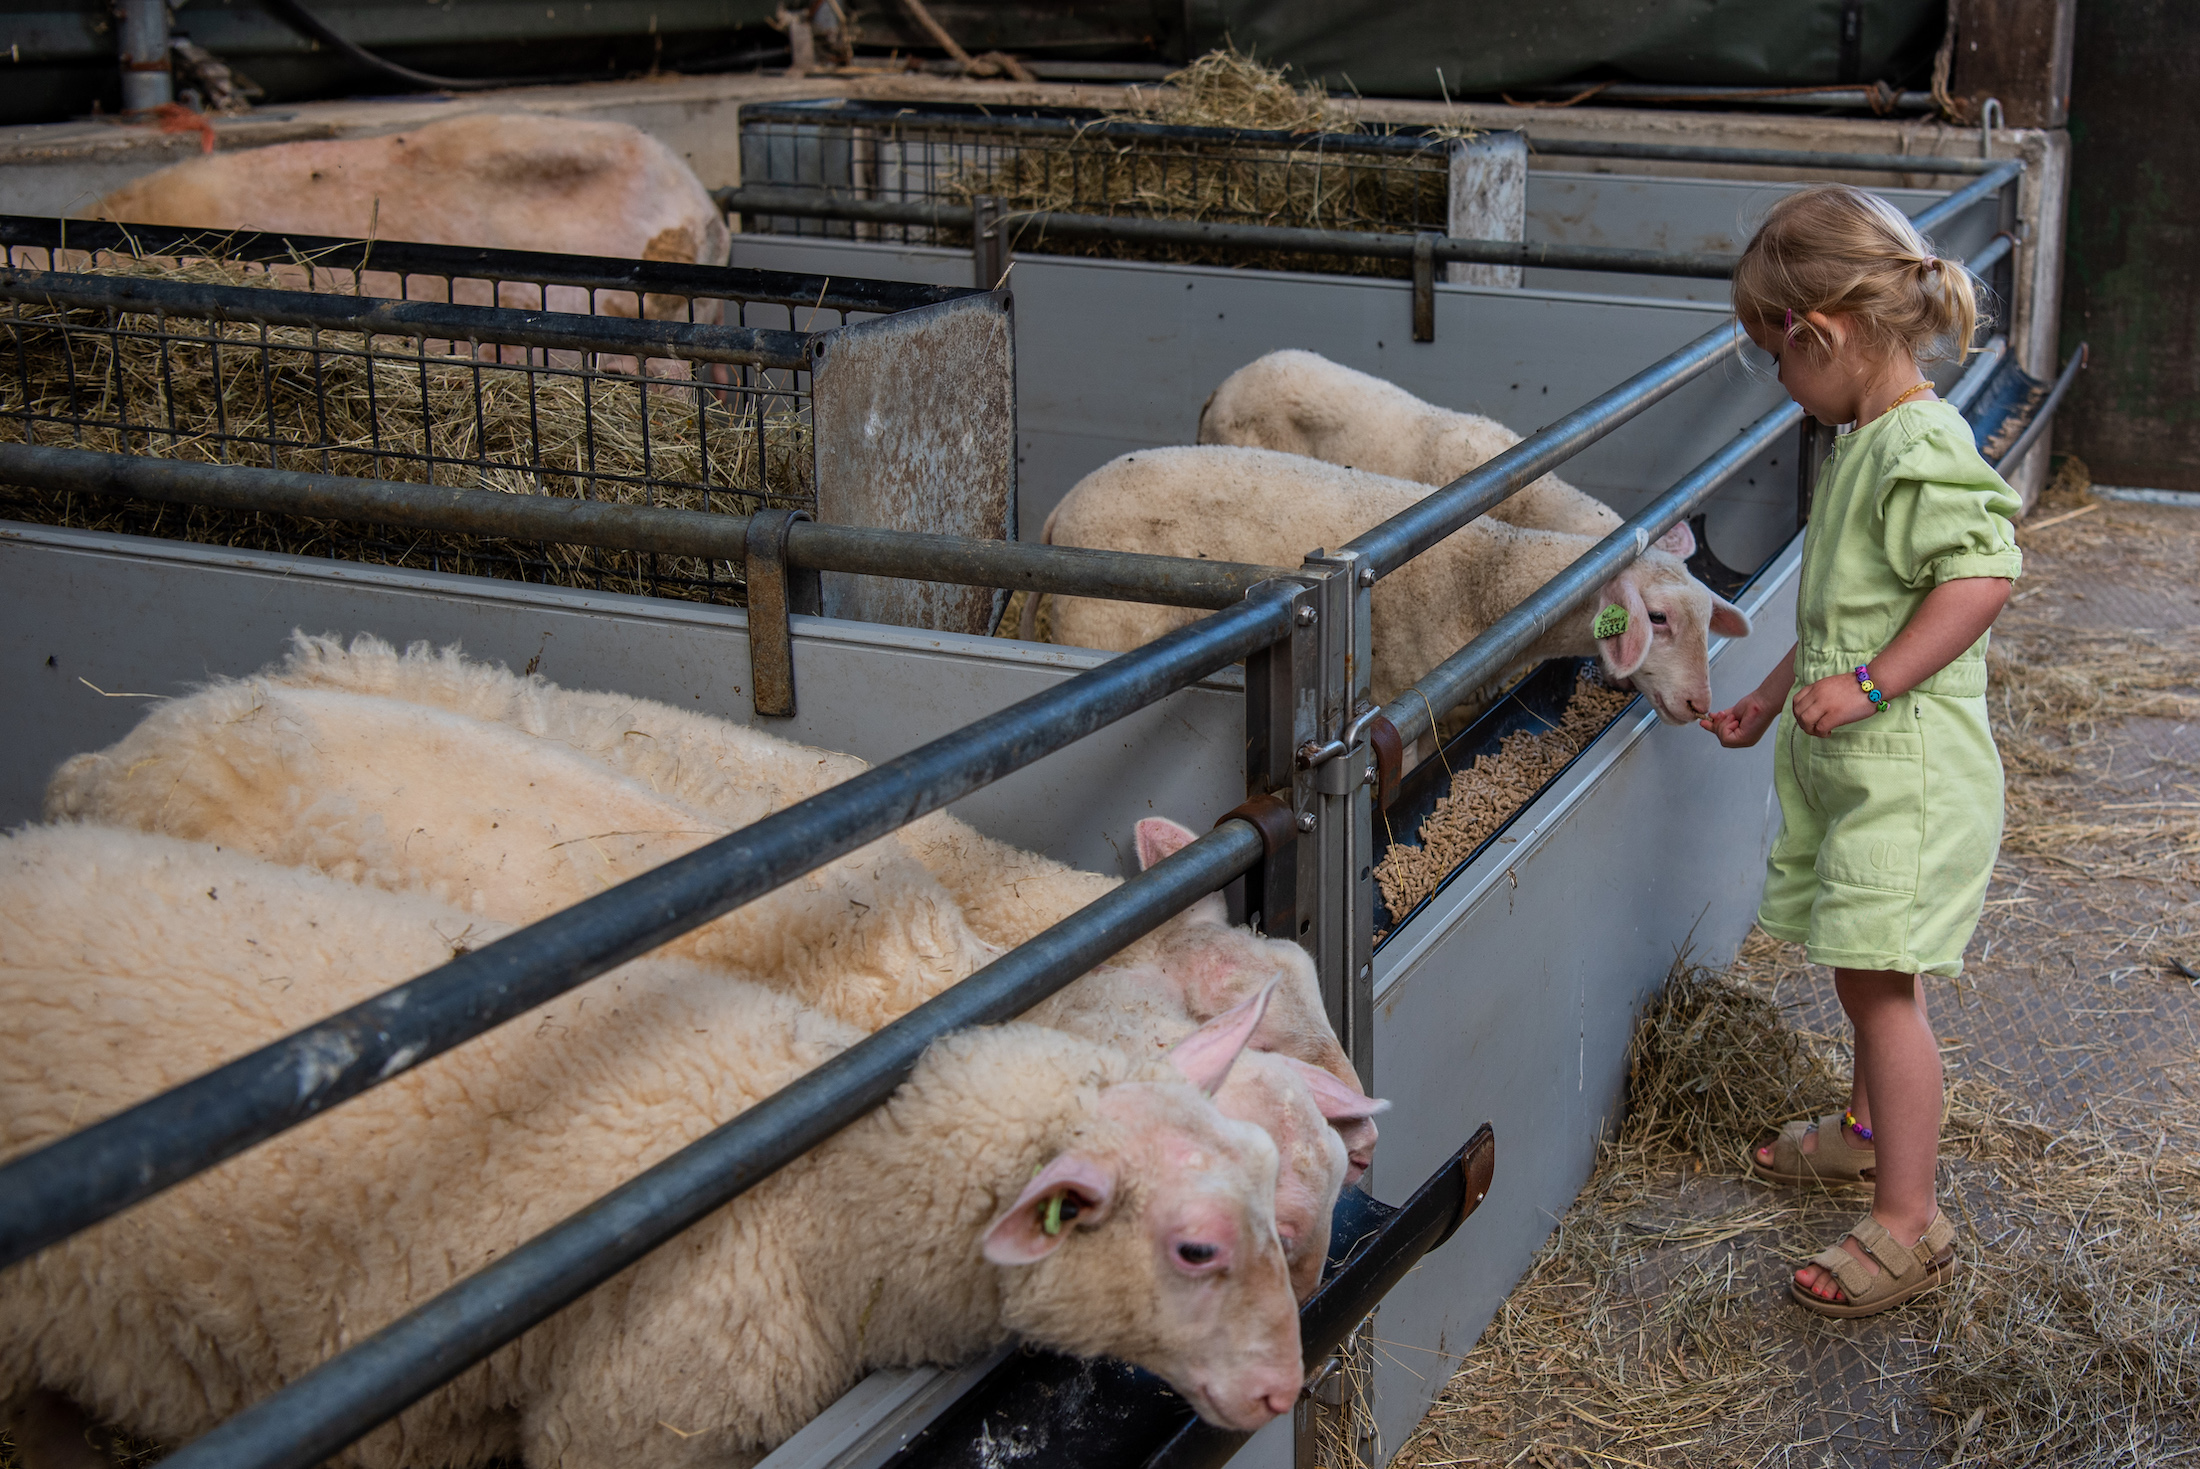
[0,825,1307,1469]
[1041,446,1752,727]
[47,652,1378,1296]
[256,633,1363,1093]
[1198,350,1630,541]
[44,679,1006,1032]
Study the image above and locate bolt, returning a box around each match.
[1296,604,1319,626]
[1358,963,1371,981]
[1363,763,1378,785]
[1358,567,1376,586]
[1297,811,1317,831]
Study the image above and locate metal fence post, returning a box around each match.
[1234,575,1322,949]
[1299,551,1374,1090]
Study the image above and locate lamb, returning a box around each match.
[1198,350,1628,540]
[256,632,1364,1093]
[0,824,1306,1469]
[44,678,1007,1033]
[1041,445,1751,727]
[92,114,731,374]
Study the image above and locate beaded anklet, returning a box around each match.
[1853,664,1891,714]
[1844,1109,1875,1142]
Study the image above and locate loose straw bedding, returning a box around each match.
[0,252,811,601]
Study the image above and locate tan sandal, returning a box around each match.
[1790,1212,1958,1319]
[1750,1112,1877,1184]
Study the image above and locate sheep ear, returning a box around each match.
[1138,817,1229,926]
[1654,521,1696,558]
[1594,574,1653,680]
[982,1154,1116,1265]
[1277,1056,1390,1123]
[1136,817,1198,870]
[1709,592,1752,639]
[1166,978,1277,1096]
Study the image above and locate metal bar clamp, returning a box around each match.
[745,508,821,718]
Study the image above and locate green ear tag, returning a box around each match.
[1593,604,1631,640]
[1041,1194,1064,1236]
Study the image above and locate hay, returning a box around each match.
[1374,674,1636,920]
[934,47,1451,276]
[0,250,811,603]
[1395,951,2200,1469]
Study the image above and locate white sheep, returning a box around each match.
[45,652,1380,1295]
[259,633,1363,1094]
[0,824,1307,1469]
[1198,349,1628,540]
[44,679,1007,1033]
[1041,446,1751,727]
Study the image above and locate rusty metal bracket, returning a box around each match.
[744,508,820,718]
[1367,715,1404,810]
[1215,791,1300,937]
[1411,232,1437,343]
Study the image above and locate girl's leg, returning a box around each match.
[1795,967,1943,1302]
[1846,976,1928,1137]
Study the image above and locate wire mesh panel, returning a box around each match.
[0,217,974,603]
[739,100,1456,277]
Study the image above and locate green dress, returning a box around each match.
[1758,399,2024,977]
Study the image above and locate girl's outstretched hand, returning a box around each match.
[1790,673,1879,737]
[1699,690,1783,748]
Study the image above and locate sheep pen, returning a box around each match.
[0,250,810,604]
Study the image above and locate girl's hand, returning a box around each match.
[1790,673,1879,737]
[1698,690,1783,748]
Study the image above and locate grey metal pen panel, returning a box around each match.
[1521,172,2002,302]
[0,523,1241,876]
[1360,539,1801,1454]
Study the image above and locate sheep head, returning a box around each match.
[1591,525,1750,724]
[980,1021,1303,1431]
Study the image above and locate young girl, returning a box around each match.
[1700,184,2023,1319]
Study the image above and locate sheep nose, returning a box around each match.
[1686,698,1706,717]
[1260,1385,1300,1418]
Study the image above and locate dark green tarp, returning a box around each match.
[1183,0,1945,97]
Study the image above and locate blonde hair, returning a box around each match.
[1732,183,1984,364]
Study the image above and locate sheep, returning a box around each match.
[0,824,1307,1469]
[91,114,731,376]
[47,653,1379,1296]
[256,632,1363,1093]
[44,678,1008,1033]
[1041,446,1751,728]
[1198,350,1630,540]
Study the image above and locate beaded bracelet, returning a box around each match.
[1853,664,1891,714]
[1844,1109,1874,1142]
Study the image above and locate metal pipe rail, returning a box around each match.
[159,821,1270,1469]
[0,444,1288,612]
[1338,163,2020,588]
[0,585,1299,1271]
[0,214,975,319]
[0,267,814,371]
[1989,343,2087,472]
[717,185,1742,280]
[740,101,2003,176]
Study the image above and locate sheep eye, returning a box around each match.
[1176,1242,1218,1266]
[1647,612,1669,626]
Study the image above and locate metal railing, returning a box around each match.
[0,159,2029,1469]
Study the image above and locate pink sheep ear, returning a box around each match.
[1709,592,1752,639]
[1594,574,1653,681]
[1277,1056,1390,1123]
[1654,521,1697,559]
[1136,817,1198,869]
[1138,817,1228,926]
[982,1154,1116,1265]
[1166,978,1277,1096]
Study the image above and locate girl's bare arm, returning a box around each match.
[1700,643,1797,748]
[1790,577,2012,737]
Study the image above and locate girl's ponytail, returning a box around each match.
[1732,184,1989,365]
